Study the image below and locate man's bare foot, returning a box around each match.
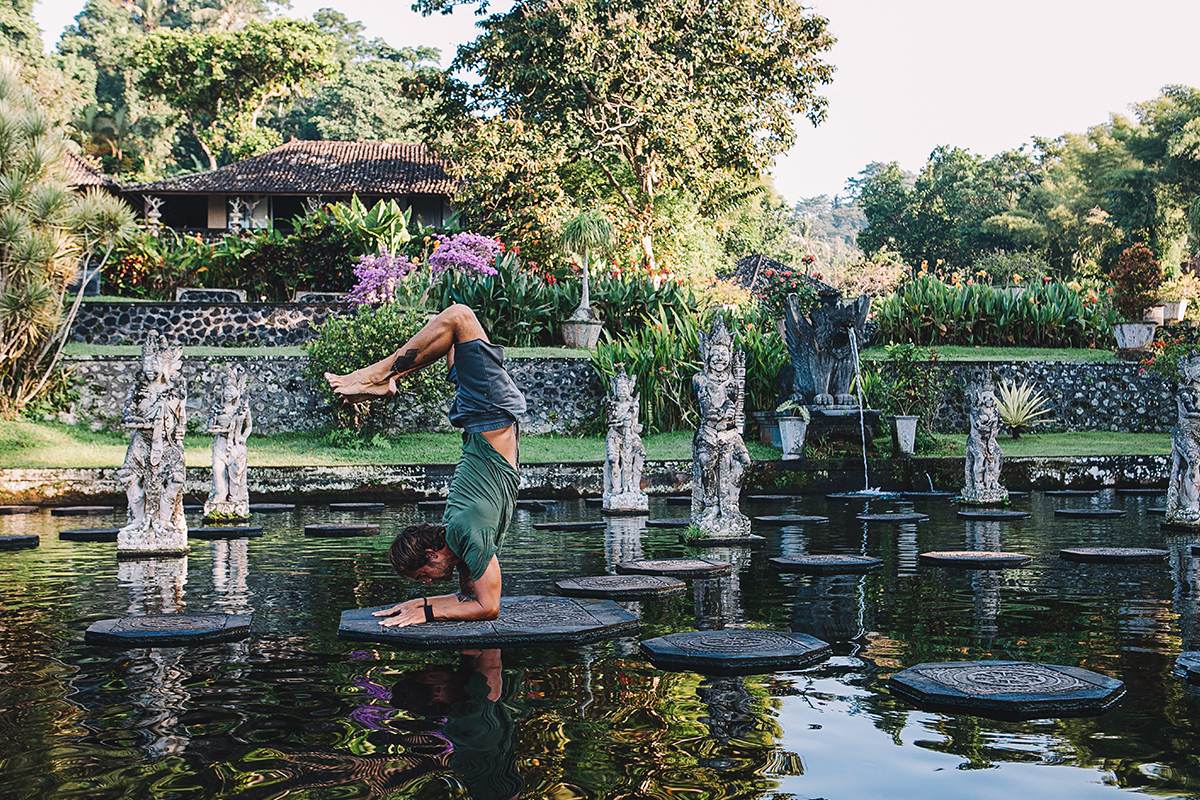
[324,368,397,404]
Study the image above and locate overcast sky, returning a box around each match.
[32,0,1200,204]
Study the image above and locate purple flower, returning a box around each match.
[345,248,417,306]
[429,233,501,277]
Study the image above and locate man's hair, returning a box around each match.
[389,522,448,574]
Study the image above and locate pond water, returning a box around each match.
[1,491,1199,799]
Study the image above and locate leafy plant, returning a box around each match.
[329,196,414,256]
[879,344,947,444]
[559,209,613,321]
[1108,244,1163,321]
[754,262,819,320]
[1159,272,1200,302]
[996,378,1053,439]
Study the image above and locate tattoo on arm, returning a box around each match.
[456,591,476,604]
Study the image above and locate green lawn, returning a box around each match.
[62,343,591,360]
[860,346,1117,362]
[935,431,1170,457]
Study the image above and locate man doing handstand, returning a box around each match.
[325,304,525,628]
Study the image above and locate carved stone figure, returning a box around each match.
[602,369,648,513]
[1167,355,1200,526]
[117,333,188,556]
[204,364,252,520]
[782,289,871,406]
[691,317,752,537]
[960,371,1008,505]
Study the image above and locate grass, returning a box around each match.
[934,431,1170,457]
[62,343,591,360]
[860,346,1117,363]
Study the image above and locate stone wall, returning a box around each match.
[72,302,346,346]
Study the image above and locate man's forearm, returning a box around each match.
[424,590,497,621]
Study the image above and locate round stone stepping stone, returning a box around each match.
[330,502,385,511]
[516,500,553,512]
[920,551,1033,569]
[746,494,804,501]
[85,613,251,646]
[0,505,38,515]
[417,500,446,511]
[1045,489,1100,497]
[338,595,638,648]
[770,554,883,575]
[1060,547,1168,564]
[304,523,379,537]
[899,491,958,499]
[645,518,690,528]
[532,521,605,531]
[1149,507,1167,515]
[641,629,831,675]
[555,575,686,600]
[826,491,898,500]
[189,526,264,539]
[249,503,295,513]
[682,533,767,548]
[1054,509,1127,519]
[50,505,114,516]
[889,661,1124,719]
[857,512,929,523]
[753,515,829,526]
[1173,652,1200,682]
[0,534,39,550]
[59,527,120,542]
[664,496,691,506]
[1118,488,1165,496]
[616,558,731,578]
[957,509,1031,521]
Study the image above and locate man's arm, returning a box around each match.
[377,556,502,628]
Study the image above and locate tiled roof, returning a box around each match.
[124,140,456,196]
[65,152,111,187]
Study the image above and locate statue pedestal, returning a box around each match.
[603,491,649,514]
[806,406,881,445]
[117,519,189,558]
[958,487,1010,506]
[203,499,250,521]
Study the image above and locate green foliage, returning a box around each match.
[996,379,1053,439]
[878,344,947,438]
[754,263,819,320]
[108,228,212,298]
[436,250,565,347]
[329,196,412,256]
[1107,243,1163,321]
[968,250,1052,285]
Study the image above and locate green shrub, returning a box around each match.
[969,250,1053,285]
[107,229,214,299]
[1108,243,1163,321]
[879,343,947,442]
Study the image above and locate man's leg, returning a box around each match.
[325,304,488,403]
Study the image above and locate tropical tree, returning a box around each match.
[559,208,612,320]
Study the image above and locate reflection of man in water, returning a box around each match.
[392,649,522,800]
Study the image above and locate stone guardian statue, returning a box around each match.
[204,364,252,521]
[959,370,1008,505]
[1167,354,1200,526]
[782,289,871,406]
[117,333,188,556]
[602,369,648,513]
[691,317,752,537]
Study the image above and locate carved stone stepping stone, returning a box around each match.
[664,496,692,506]
[900,491,957,499]
[555,575,687,600]
[338,595,638,648]
[417,500,446,511]
[1163,522,1200,534]
[330,502,385,511]
[682,533,766,548]
[920,551,1033,569]
[827,491,898,500]
[1060,547,1168,564]
[59,527,120,542]
[889,661,1124,720]
[532,521,605,531]
[1045,490,1100,497]
[1149,507,1167,515]
[1117,488,1165,496]
[189,526,264,539]
[857,512,929,524]
[746,494,804,501]
[0,534,38,550]
[516,500,554,512]
[50,505,114,516]
[957,510,1031,521]
[645,518,690,528]
[304,523,379,537]
[615,558,731,578]
[640,629,831,675]
[1173,652,1200,682]
[249,503,295,513]
[753,515,829,526]
[85,613,251,646]
[770,555,883,575]
[585,497,603,507]
[0,505,38,515]
[1054,509,1127,519]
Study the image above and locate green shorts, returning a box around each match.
[443,432,520,581]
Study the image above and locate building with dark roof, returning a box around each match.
[65,152,115,190]
[121,140,457,231]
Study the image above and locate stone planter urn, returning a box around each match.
[561,319,604,349]
[1113,321,1158,351]
[752,411,781,448]
[1144,305,1166,325]
[890,415,919,457]
[1165,299,1190,323]
[778,416,808,460]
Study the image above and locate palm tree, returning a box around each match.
[559,208,612,321]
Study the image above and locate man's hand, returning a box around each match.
[373,599,425,628]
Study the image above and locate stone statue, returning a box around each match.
[959,371,1008,505]
[691,317,751,537]
[782,289,871,406]
[204,364,252,520]
[117,333,188,556]
[1167,354,1200,526]
[602,369,648,513]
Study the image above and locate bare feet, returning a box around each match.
[324,367,397,405]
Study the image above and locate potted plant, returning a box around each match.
[880,343,945,456]
[558,209,611,348]
[1159,272,1200,323]
[774,400,810,460]
[1109,243,1164,353]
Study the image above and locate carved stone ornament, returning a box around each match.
[602,369,648,512]
[1167,354,1200,526]
[204,364,252,520]
[959,370,1009,505]
[782,290,871,406]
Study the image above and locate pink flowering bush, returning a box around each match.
[429,233,502,277]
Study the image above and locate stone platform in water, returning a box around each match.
[417,500,446,511]
[330,502,385,511]
[1054,509,1127,519]
[889,660,1124,720]
[0,534,39,550]
[189,526,264,539]
[920,551,1033,569]
[640,630,831,675]
[900,491,958,499]
[249,503,295,513]
[616,558,731,578]
[86,613,251,646]
[958,510,1031,521]
[1173,652,1200,682]
[753,515,829,526]
[646,518,690,528]
[304,523,379,537]
[826,491,899,501]
[50,505,114,516]
[746,494,805,501]
[183,505,202,513]
[1060,547,1168,564]
[664,496,691,506]
[770,555,883,575]
[0,505,38,515]
[1046,489,1101,497]
[59,527,120,542]
[857,512,929,524]
[1149,507,1167,515]
[556,575,686,600]
[532,521,605,532]
[516,500,554,512]
[585,498,602,507]
[338,596,638,648]
[1118,488,1165,496]
[1163,522,1200,533]
[683,533,766,548]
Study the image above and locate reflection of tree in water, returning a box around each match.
[790,574,867,646]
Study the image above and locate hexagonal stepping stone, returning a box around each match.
[920,551,1033,569]
[330,502,385,511]
[1117,488,1166,496]
[957,509,1031,521]
[0,505,38,515]
[183,505,203,513]
[1045,489,1100,497]
[1060,547,1168,564]
[555,574,687,600]
[1173,652,1200,682]
[857,512,929,524]
[1008,491,1031,499]
[646,518,690,528]
[585,497,603,507]
[85,613,251,646]
[249,503,295,513]
[1054,509,1126,519]
[826,491,899,500]
[50,505,114,516]
[304,523,379,537]
[338,595,638,648]
[682,533,766,548]
[189,526,264,539]
[0,534,38,550]
[417,500,446,511]
[770,554,883,575]
[532,521,605,531]
[640,629,831,675]
[664,496,692,506]
[615,558,731,578]
[746,494,805,501]
[59,527,120,542]
[753,515,829,526]
[1149,506,1167,515]
[889,661,1124,720]
[899,491,957,499]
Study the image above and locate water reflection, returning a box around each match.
[790,573,867,646]
[604,515,644,565]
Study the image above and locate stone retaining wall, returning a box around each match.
[72,302,346,347]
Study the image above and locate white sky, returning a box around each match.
[32,0,1200,204]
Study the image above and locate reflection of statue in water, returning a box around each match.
[959,371,1008,505]
[696,675,758,771]
[1168,355,1200,526]
[118,333,188,555]
[692,317,752,537]
[783,290,870,406]
[204,365,252,520]
[603,369,648,513]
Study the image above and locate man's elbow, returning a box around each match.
[479,601,500,621]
